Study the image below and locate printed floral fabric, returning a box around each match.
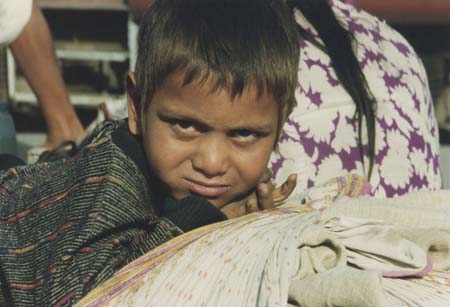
[269,0,441,198]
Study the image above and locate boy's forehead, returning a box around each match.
[160,70,272,103]
[151,70,279,128]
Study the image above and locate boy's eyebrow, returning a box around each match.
[157,108,275,133]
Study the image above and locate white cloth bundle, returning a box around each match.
[78,191,450,307]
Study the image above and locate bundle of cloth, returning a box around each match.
[76,175,450,307]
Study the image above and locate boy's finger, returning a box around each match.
[245,194,259,213]
[220,201,245,219]
[272,174,297,203]
[260,168,273,183]
[257,183,274,210]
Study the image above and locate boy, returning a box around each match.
[0,0,299,306]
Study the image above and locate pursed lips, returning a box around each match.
[183,178,231,198]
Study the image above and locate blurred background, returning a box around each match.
[0,0,449,187]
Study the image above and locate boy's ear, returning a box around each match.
[126,72,141,135]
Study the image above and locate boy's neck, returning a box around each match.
[111,121,169,213]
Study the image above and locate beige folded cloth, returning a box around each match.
[288,267,390,307]
[321,190,450,229]
[320,190,450,271]
[324,216,433,277]
[396,228,450,271]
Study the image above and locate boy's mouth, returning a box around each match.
[183,178,231,198]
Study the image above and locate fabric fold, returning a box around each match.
[323,216,431,277]
[288,267,390,307]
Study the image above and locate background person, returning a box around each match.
[0,0,84,161]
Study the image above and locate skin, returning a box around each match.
[126,0,154,21]
[124,0,298,217]
[127,71,296,217]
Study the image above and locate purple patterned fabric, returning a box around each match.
[270,0,441,198]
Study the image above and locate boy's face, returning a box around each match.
[128,71,279,209]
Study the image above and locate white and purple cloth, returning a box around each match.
[270,0,441,198]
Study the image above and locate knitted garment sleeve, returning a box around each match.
[0,122,183,307]
[161,195,228,232]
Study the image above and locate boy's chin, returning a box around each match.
[216,191,255,209]
[188,193,226,209]
[170,191,221,207]
[171,188,253,210]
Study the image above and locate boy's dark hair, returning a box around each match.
[133,0,299,136]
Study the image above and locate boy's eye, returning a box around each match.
[236,129,253,137]
[176,120,194,130]
[172,119,198,134]
[230,129,260,143]
[158,113,203,137]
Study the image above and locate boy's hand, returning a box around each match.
[221,173,297,219]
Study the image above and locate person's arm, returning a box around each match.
[126,0,154,21]
[10,0,83,148]
[354,0,450,24]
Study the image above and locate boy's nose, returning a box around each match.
[191,135,230,178]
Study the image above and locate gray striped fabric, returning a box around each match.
[0,121,182,307]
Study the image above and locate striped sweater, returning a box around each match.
[0,121,183,307]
